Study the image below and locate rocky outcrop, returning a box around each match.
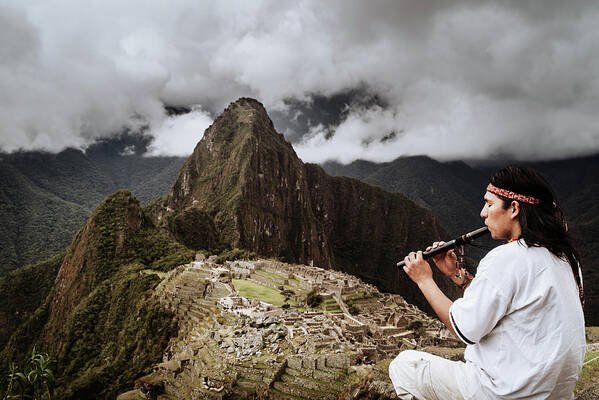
[149,98,331,267]
[576,382,599,400]
[149,98,458,310]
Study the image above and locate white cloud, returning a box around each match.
[147,107,213,156]
[0,0,598,161]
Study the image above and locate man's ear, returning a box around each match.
[510,201,520,219]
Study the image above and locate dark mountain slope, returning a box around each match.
[0,162,90,275]
[305,164,449,300]
[0,190,193,399]
[0,251,64,351]
[323,156,488,236]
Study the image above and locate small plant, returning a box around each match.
[348,304,360,315]
[305,289,323,308]
[4,347,55,400]
[281,303,290,310]
[281,289,295,303]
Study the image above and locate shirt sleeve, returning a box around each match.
[449,276,510,345]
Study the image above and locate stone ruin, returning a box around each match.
[117,258,463,400]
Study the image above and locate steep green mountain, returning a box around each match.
[0,140,186,276]
[323,154,599,325]
[0,252,64,351]
[0,190,194,399]
[148,98,459,312]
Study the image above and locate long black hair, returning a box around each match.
[490,166,583,303]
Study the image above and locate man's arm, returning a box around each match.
[403,250,456,336]
[415,279,455,335]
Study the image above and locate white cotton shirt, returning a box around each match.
[449,240,586,400]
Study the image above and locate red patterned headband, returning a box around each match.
[487,183,541,205]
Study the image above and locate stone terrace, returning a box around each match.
[119,257,462,399]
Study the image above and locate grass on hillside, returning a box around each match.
[576,351,599,393]
[141,269,167,279]
[232,279,297,307]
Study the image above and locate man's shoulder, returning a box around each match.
[481,240,527,263]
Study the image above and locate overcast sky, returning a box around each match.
[1,0,598,163]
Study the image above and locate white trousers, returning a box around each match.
[389,350,491,400]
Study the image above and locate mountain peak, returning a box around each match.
[201,97,283,156]
[149,99,455,315]
[157,97,301,241]
[226,97,271,120]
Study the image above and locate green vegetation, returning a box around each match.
[0,190,190,399]
[148,248,195,272]
[348,304,360,316]
[54,267,177,399]
[305,289,323,308]
[321,298,342,313]
[0,252,64,350]
[215,248,257,264]
[281,289,295,303]
[576,351,599,393]
[232,279,293,307]
[166,207,222,252]
[0,163,89,277]
[3,347,54,400]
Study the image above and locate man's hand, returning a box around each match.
[427,241,457,277]
[403,251,433,285]
[403,249,456,337]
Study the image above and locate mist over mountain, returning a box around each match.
[3,2,599,163]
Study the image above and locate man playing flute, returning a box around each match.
[389,166,585,400]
